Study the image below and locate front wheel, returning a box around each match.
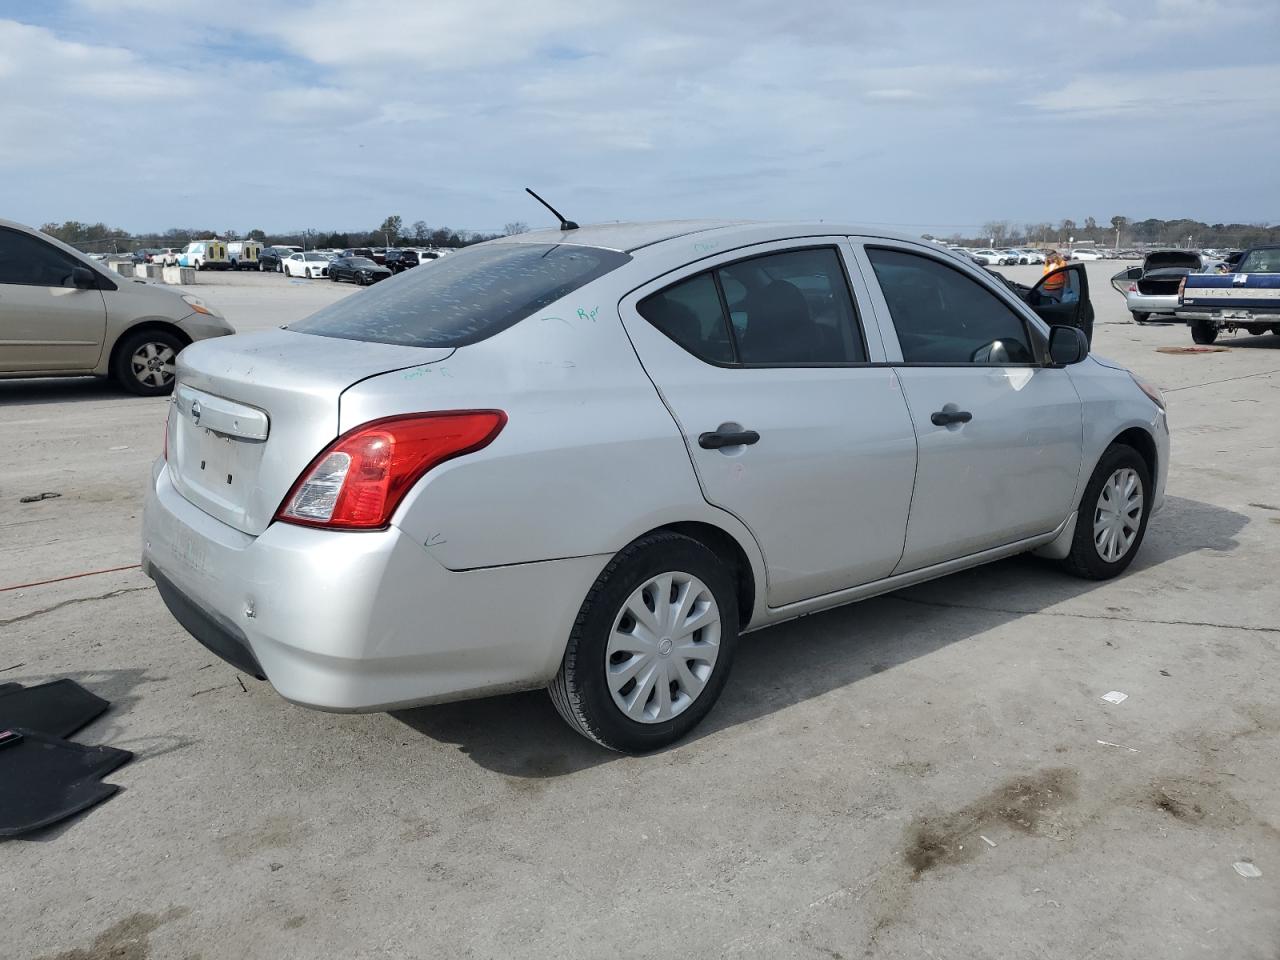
[1131,311,1149,324]
[549,532,739,753]
[112,328,185,397]
[1060,443,1153,580]
[1191,320,1218,344]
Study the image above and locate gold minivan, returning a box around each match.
[0,219,234,395]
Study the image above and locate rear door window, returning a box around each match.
[637,246,867,365]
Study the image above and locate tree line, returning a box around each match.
[38,213,1279,254]
[955,216,1280,250]
[37,214,525,253]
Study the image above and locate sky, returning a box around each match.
[2,0,1277,237]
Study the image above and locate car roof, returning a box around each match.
[488,219,928,254]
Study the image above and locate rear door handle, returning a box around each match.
[698,428,760,449]
[930,410,973,426]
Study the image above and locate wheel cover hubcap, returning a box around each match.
[1093,467,1143,563]
[130,343,176,387]
[606,572,721,724]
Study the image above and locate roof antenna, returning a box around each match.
[525,187,578,231]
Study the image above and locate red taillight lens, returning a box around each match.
[276,411,506,530]
[1178,277,1186,298]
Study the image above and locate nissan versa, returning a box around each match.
[141,221,1168,752]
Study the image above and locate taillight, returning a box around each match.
[1127,283,1137,292]
[276,411,506,530]
[1177,277,1186,298]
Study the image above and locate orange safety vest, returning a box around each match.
[1042,258,1067,293]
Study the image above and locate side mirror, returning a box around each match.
[72,266,97,289]
[1048,325,1088,365]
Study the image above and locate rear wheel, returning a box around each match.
[257,261,264,272]
[1131,311,1149,324]
[1060,443,1152,580]
[1191,320,1218,344]
[549,532,739,753]
[112,328,184,397]
[1247,325,1267,336]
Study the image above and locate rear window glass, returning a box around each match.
[293,243,631,347]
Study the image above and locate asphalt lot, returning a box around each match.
[2,263,1278,959]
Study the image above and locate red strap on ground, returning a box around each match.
[0,564,142,593]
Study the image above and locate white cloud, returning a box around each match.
[4,2,1279,230]
[1026,64,1280,118]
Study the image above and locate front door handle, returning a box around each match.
[930,410,973,426]
[698,428,761,449]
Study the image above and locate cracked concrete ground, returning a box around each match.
[2,264,1277,959]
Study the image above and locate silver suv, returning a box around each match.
[0,219,234,395]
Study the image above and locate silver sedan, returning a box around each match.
[142,220,1169,752]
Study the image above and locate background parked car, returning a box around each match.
[328,255,391,285]
[1070,249,1104,261]
[0,217,233,395]
[257,246,287,272]
[283,251,334,279]
[1110,250,1203,323]
[340,247,376,262]
[178,240,231,271]
[971,249,1016,265]
[384,249,420,273]
[226,240,262,271]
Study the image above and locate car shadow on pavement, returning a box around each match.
[1221,332,1280,349]
[0,378,139,406]
[393,495,1247,778]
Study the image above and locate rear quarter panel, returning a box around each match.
[338,275,769,600]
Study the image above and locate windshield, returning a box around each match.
[293,242,631,348]
[304,252,329,261]
[346,257,376,267]
[1237,248,1280,273]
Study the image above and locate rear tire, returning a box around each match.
[549,532,739,753]
[257,261,264,272]
[1191,320,1218,344]
[112,328,185,397]
[1131,311,1149,324]
[1060,443,1152,580]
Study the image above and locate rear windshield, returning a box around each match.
[292,242,631,347]
[1238,248,1280,273]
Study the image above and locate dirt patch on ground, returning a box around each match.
[904,768,1077,879]
[36,907,188,960]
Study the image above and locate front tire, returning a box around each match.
[1191,320,1218,344]
[549,532,739,753]
[112,328,184,397]
[1060,443,1152,580]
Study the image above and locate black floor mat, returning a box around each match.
[0,679,109,738]
[0,730,132,837]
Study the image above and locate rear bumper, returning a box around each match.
[1124,292,1179,314]
[1175,307,1280,324]
[141,461,607,711]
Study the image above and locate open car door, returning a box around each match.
[1111,265,1142,295]
[1024,263,1094,344]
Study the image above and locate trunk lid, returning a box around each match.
[167,329,452,535]
[1142,251,1200,272]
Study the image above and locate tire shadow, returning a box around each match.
[394,495,1248,778]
